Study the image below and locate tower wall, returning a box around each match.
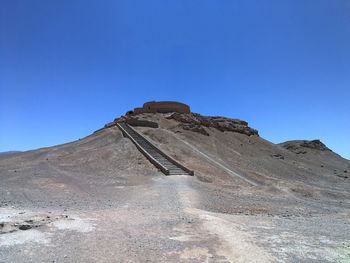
[130,101,190,115]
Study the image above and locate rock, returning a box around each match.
[104,107,258,136]
[336,174,348,179]
[196,175,213,183]
[215,121,258,136]
[166,113,200,125]
[278,143,305,154]
[182,124,209,136]
[300,140,330,151]
[166,113,258,136]
[114,116,126,123]
[18,224,32,230]
[279,140,330,154]
[104,121,116,129]
[271,154,284,160]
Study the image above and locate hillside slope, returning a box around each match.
[0,112,349,262]
[130,113,349,192]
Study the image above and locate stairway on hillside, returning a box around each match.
[117,122,194,176]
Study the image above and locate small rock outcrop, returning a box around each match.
[166,113,258,136]
[300,140,330,151]
[182,124,210,136]
[279,140,331,154]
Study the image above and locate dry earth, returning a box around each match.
[1,113,350,262]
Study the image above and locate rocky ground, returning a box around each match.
[0,112,349,262]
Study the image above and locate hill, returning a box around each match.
[0,106,349,262]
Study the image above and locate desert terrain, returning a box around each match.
[1,112,349,262]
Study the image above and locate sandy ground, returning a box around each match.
[1,114,350,262]
[1,175,349,262]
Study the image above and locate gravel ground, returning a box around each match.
[1,175,349,262]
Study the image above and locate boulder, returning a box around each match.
[182,124,209,136]
[166,113,201,125]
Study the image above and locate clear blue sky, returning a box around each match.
[1,0,349,159]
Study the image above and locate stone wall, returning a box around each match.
[128,101,190,115]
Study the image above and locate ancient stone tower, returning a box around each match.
[126,101,190,115]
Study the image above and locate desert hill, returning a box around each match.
[0,103,349,262]
[102,111,349,192]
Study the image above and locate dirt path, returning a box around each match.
[0,174,273,262]
[1,174,349,262]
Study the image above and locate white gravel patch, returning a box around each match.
[0,229,50,246]
[51,218,95,233]
[0,208,21,222]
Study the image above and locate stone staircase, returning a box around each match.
[117,122,194,176]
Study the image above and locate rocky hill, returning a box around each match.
[1,108,349,262]
[103,112,258,136]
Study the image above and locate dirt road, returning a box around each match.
[1,174,349,262]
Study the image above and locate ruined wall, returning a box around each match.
[129,101,190,115]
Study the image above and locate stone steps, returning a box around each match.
[117,123,194,176]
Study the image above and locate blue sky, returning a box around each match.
[1,0,349,159]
